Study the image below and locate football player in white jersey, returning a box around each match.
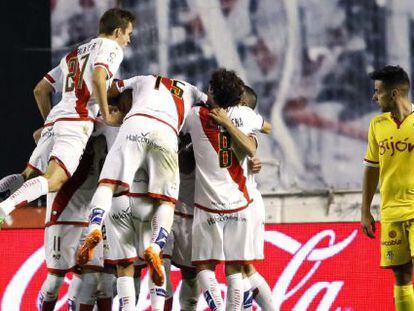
[182,70,271,311]
[0,8,135,226]
[76,73,207,296]
[240,86,276,310]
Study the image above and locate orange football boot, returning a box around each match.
[144,246,164,286]
[76,229,102,265]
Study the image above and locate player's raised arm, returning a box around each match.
[209,107,257,157]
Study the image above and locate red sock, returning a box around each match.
[97,297,113,310]
[164,297,173,311]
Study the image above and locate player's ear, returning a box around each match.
[114,28,120,38]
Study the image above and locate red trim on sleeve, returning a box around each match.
[44,74,55,84]
[94,62,113,78]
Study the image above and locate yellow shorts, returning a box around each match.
[380,220,414,268]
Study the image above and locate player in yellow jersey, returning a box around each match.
[361,65,414,311]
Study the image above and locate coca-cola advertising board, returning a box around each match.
[0,223,394,310]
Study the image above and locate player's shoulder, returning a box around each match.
[371,113,391,126]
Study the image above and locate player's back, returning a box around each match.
[184,105,264,212]
[116,75,207,135]
[46,37,123,123]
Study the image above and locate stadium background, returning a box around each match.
[1,0,414,309]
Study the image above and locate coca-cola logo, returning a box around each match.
[0,224,393,310]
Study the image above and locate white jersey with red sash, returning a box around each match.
[45,37,123,125]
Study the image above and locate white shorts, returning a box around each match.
[29,120,94,177]
[105,195,154,264]
[163,203,194,268]
[45,224,104,273]
[99,116,179,202]
[191,206,255,264]
[249,190,265,260]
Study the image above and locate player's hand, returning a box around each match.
[104,108,124,126]
[33,127,43,144]
[249,157,262,174]
[209,108,232,128]
[361,212,376,239]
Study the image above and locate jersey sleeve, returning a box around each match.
[191,85,208,105]
[43,65,63,93]
[181,107,196,134]
[94,40,123,79]
[363,120,379,167]
[115,76,144,93]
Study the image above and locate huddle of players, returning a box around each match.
[0,8,276,311]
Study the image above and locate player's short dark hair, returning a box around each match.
[99,8,135,35]
[368,65,410,91]
[243,85,258,110]
[209,68,244,108]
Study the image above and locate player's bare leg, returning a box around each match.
[225,264,244,311]
[392,263,414,311]
[197,263,224,311]
[77,183,117,265]
[144,200,175,286]
[117,262,136,310]
[0,160,68,227]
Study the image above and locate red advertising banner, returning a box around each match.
[0,223,394,310]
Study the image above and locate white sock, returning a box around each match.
[134,274,141,305]
[226,273,243,311]
[150,203,174,253]
[2,176,48,215]
[97,272,115,300]
[67,274,82,310]
[243,277,253,310]
[249,272,275,310]
[180,277,199,311]
[197,270,224,311]
[149,265,167,311]
[78,272,99,306]
[37,274,64,308]
[87,186,113,232]
[0,174,24,200]
[117,276,135,311]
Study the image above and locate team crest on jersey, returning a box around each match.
[389,230,397,238]
[107,52,116,64]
